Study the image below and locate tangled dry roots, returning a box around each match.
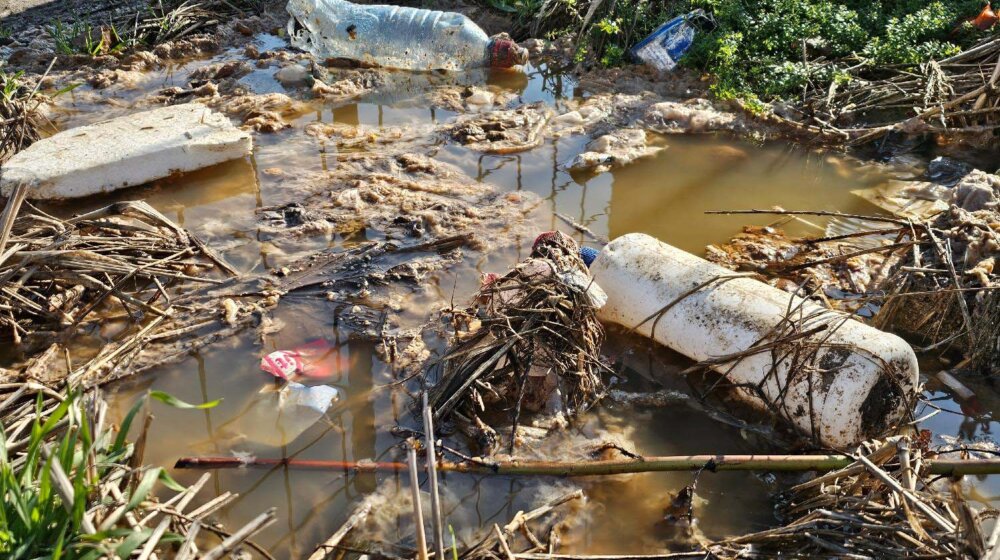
[874,205,1000,373]
[713,436,986,559]
[0,89,43,164]
[428,232,608,446]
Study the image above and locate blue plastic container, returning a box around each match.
[629,10,705,72]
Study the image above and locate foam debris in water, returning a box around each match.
[0,103,252,199]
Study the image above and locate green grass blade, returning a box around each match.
[149,390,221,409]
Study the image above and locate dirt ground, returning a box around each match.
[0,0,148,31]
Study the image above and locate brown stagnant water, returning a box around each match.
[33,35,1000,558]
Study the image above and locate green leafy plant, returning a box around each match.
[679,0,986,103]
[46,19,130,56]
[0,390,219,558]
[483,0,992,103]
[82,28,106,57]
[47,20,81,55]
[0,70,25,103]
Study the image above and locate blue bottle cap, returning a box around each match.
[579,246,599,267]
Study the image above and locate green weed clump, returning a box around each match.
[47,20,126,56]
[681,0,987,106]
[0,390,218,559]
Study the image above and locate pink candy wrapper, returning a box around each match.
[260,339,346,380]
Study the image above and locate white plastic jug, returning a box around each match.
[591,233,918,449]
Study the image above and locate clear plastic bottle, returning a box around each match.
[287,0,527,71]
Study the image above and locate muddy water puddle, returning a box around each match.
[33,36,1000,557]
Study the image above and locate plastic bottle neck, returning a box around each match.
[487,34,528,68]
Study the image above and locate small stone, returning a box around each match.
[466,89,494,105]
[275,63,311,86]
[222,298,239,327]
[234,21,254,36]
[521,38,545,54]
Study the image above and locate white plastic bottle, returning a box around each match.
[591,233,918,449]
[287,0,528,71]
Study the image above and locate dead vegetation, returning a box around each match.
[0,177,498,389]
[706,223,900,314]
[713,436,987,559]
[0,184,233,374]
[0,64,53,164]
[428,231,611,453]
[793,36,1000,145]
[133,0,277,46]
[874,203,1000,373]
[704,201,1000,374]
[313,486,589,560]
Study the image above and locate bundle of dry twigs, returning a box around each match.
[873,204,1000,373]
[428,231,610,451]
[713,436,987,558]
[792,36,1000,144]
[0,65,52,164]
[0,185,234,371]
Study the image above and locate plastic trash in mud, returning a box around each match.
[286,0,528,71]
[630,10,709,72]
[260,339,349,380]
[579,246,600,266]
[960,1,998,31]
[589,233,919,449]
[428,231,611,453]
[240,382,341,446]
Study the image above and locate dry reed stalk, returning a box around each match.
[309,498,374,560]
[423,393,446,560]
[201,507,277,560]
[408,442,429,560]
